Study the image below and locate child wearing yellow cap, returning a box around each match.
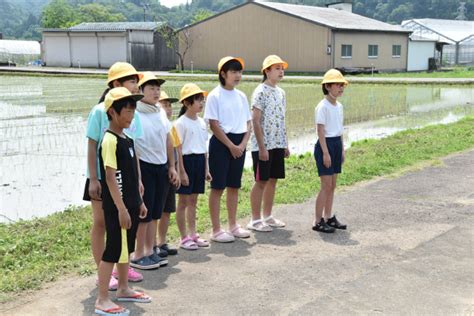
[131,72,179,270]
[83,62,145,290]
[95,87,151,315]
[313,69,349,233]
[174,83,212,250]
[248,55,290,233]
[204,56,252,242]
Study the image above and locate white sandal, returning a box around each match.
[246,219,273,232]
[263,215,286,228]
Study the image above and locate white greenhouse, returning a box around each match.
[0,40,41,66]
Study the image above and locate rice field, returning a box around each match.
[0,75,472,223]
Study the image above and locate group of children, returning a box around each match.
[84,56,349,315]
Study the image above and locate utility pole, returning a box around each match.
[143,3,150,22]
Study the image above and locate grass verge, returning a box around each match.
[1,116,473,300]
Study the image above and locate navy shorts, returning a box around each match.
[102,206,139,263]
[314,136,343,176]
[209,133,246,190]
[163,183,176,213]
[177,154,206,195]
[140,160,169,222]
[251,148,285,181]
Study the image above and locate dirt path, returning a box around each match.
[2,150,473,315]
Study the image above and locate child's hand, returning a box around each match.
[139,180,145,197]
[206,171,212,182]
[323,152,332,168]
[173,176,181,190]
[88,179,102,200]
[180,171,189,186]
[118,208,131,229]
[284,147,290,158]
[139,203,148,219]
[259,149,269,161]
[229,144,243,159]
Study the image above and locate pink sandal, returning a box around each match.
[180,236,198,250]
[191,233,209,247]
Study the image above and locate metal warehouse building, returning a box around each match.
[178,1,411,72]
[42,22,176,70]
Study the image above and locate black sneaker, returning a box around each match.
[312,218,335,233]
[327,215,347,230]
[160,243,178,256]
[149,252,168,267]
[130,256,160,270]
[153,245,168,258]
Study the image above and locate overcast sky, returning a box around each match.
[160,0,189,8]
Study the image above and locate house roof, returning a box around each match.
[402,19,474,43]
[44,22,165,33]
[255,1,409,33]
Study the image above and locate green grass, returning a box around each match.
[1,116,473,300]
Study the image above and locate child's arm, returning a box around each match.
[252,109,268,161]
[166,133,179,187]
[105,167,131,229]
[177,144,188,186]
[205,152,212,182]
[317,124,331,168]
[87,138,101,200]
[238,121,251,152]
[209,120,244,159]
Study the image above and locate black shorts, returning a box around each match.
[83,178,100,201]
[140,160,169,222]
[102,206,139,263]
[163,183,176,213]
[314,136,343,176]
[177,154,206,195]
[251,148,286,181]
[209,133,246,190]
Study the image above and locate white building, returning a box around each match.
[407,36,437,71]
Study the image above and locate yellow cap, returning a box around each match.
[104,87,143,111]
[138,71,165,87]
[217,56,245,73]
[107,62,139,84]
[179,83,208,103]
[321,69,349,85]
[261,55,288,74]
[159,90,178,103]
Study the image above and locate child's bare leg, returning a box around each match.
[91,200,105,268]
[262,178,277,218]
[115,262,129,294]
[146,220,158,254]
[209,188,224,233]
[323,174,337,220]
[250,181,266,221]
[96,261,116,309]
[176,194,188,238]
[315,175,333,223]
[186,194,199,235]
[226,188,239,229]
[158,212,170,246]
[134,222,148,259]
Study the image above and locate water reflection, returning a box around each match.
[0,76,472,222]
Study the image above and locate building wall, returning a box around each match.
[70,33,98,67]
[180,3,332,72]
[98,33,127,68]
[42,33,71,67]
[407,41,435,71]
[334,31,408,71]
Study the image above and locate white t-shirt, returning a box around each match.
[135,101,171,164]
[250,83,287,151]
[174,115,208,155]
[204,85,251,134]
[314,98,344,137]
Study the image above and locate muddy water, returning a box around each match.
[0,76,472,222]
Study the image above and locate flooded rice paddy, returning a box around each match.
[0,75,472,222]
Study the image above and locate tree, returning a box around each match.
[191,9,213,24]
[158,25,192,71]
[41,0,76,28]
[76,3,126,23]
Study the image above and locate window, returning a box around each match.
[392,45,401,57]
[341,44,352,58]
[368,44,378,58]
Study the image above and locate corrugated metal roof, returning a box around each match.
[68,22,165,31]
[256,1,409,33]
[402,19,474,43]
